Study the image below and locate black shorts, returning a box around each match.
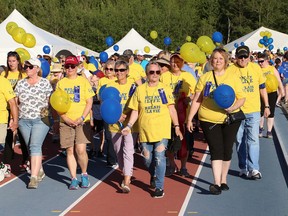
[260,91,277,118]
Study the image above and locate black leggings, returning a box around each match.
[260,91,277,118]
[200,120,241,161]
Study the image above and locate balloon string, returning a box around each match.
[208,113,227,130]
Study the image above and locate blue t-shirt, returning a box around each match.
[278,61,288,78]
[182,64,198,80]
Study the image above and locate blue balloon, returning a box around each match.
[213,84,235,109]
[99,52,108,63]
[259,39,264,44]
[105,36,114,46]
[113,45,119,51]
[240,42,245,46]
[98,84,107,99]
[100,99,122,124]
[268,44,274,51]
[81,51,85,55]
[212,31,223,43]
[234,43,239,48]
[284,47,288,51]
[38,58,50,78]
[43,45,51,54]
[263,36,268,41]
[89,56,99,69]
[101,87,121,103]
[164,37,172,46]
[268,38,273,44]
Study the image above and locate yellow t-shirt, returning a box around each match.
[128,82,174,142]
[196,70,245,123]
[107,80,135,133]
[194,66,203,77]
[1,71,27,88]
[160,71,197,102]
[127,62,144,83]
[96,77,117,95]
[226,62,265,113]
[0,76,16,123]
[261,65,278,93]
[56,76,95,121]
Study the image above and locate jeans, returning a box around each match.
[235,112,260,171]
[141,139,168,190]
[18,118,49,156]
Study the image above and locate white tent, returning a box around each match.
[224,26,288,53]
[0,9,99,65]
[105,28,162,57]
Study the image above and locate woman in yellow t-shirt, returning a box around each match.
[97,60,117,96]
[2,51,28,175]
[106,60,135,193]
[122,61,183,198]
[187,48,245,195]
[257,52,284,138]
[56,55,95,190]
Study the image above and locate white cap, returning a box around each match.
[25,58,41,67]
[137,50,144,56]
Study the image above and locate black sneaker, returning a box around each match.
[150,177,156,189]
[153,188,164,198]
[209,184,222,195]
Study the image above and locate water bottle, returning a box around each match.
[74,86,80,102]
[203,81,212,97]
[128,83,136,97]
[158,88,168,104]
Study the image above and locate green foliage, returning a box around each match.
[0,0,287,53]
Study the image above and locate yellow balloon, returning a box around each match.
[186,36,192,42]
[22,33,36,48]
[267,32,272,38]
[144,46,150,53]
[6,22,18,35]
[134,49,139,54]
[180,42,201,63]
[258,42,264,48]
[196,36,215,53]
[265,74,278,93]
[15,48,31,63]
[12,27,26,44]
[150,30,158,39]
[50,90,71,114]
[260,31,265,37]
[198,51,207,64]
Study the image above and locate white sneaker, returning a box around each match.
[249,170,262,179]
[239,169,249,177]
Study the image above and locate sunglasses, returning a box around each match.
[149,70,161,75]
[114,68,127,72]
[23,65,34,70]
[258,60,265,64]
[64,64,76,69]
[105,68,114,71]
[237,55,249,59]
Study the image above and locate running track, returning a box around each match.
[0,107,287,216]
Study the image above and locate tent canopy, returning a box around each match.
[105,28,162,57]
[224,26,288,53]
[0,9,98,65]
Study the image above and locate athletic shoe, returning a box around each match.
[239,169,249,178]
[80,174,90,188]
[259,127,264,138]
[121,182,131,193]
[3,164,11,178]
[266,131,272,139]
[179,168,190,177]
[209,184,221,195]
[249,170,262,180]
[69,178,79,190]
[220,183,229,191]
[37,169,45,182]
[27,177,38,189]
[106,163,117,169]
[153,188,164,198]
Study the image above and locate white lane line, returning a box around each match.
[178,146,209,216]
[0,154,59,188]
[59,165,118,216]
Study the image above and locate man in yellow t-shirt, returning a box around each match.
[226,46,270,180]
[0,76,18,150]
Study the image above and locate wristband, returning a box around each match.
[174,125,180,128]
[127,123,133,129]
[81,116,85,121]
[264,105,270,109]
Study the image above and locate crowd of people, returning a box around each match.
[0,45,287,197]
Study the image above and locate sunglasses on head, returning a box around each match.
[237,55,249,59]
[114,68,127,72]
[148,70,161,75]
[64,64,76,69]
[105,67,114,71]
[23,65,34,70]
[258,60,265,64]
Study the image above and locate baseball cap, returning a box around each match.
[137,50,144,56]
[92,69,105,78]
[25,58,41,67]
[235,46,250,57]
[65,55,79,65]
